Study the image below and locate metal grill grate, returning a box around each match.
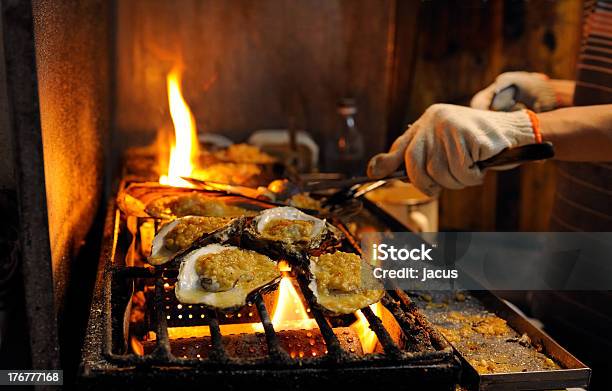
[106,269,454,367]
[79,195,460,390]
[103,210,456,369]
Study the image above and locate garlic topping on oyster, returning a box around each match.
[254,206,326,243]
[175,244,280,310]
[146,193,257,219]
[308,251,384,315]
[148,216,233,265]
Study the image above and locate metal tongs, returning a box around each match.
[490,83,522,111]
[181,142,554,210]
[324,142,555,207]
[180,171,408,202]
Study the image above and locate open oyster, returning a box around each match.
[243,207,342,261]
[175,244,280,310]
[117,183,271,218]
[308,251,384,315]
[148,216,234,265]
[146,193,259,219]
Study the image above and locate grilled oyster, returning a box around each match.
[117,183,271,218]
[255,206,326,241]
[243,207,342,261]
[308,251,384,315]
[146,193,259,219]
[148,216,234,265]
[175,244,280,310]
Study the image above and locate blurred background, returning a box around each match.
[110,0,582,232]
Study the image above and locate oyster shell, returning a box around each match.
[116,182,270,218]
[175,244,280,310]
[148,216,234,265]
[146,193,259,219]
[255,207,326,241]
[243,207,342,262]
[308,251,384,315]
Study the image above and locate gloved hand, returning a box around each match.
[471,72,557,112]
[367,104,537,196]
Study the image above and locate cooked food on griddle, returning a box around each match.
[145,192,258,219]
[147,216,234,265]
[413,293,561,374]
[288,193,324,211]
[192,162,263,186]
[308,251,384,315]
[212,143,276,164]
[175,244,280,310]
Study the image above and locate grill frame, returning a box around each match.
[79,192,461,389]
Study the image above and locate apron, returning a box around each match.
[530,2,612,389]
[550,0,612,232]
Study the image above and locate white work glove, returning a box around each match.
[367,104,536,196]
[471,72,557,112]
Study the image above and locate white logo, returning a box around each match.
[372,243,434,262]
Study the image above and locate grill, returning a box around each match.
[79,178,460,389]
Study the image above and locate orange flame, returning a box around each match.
[268,276,318,331]
[253,262,317,332]
[159,68,199,187]
[352,303,382,354]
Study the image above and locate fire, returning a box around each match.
[268,276,318,331]
[352,303,382,354]
[159,68,199,187]
[253,262,317,332]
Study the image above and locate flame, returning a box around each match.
[253,262,317,332]
[352,302,382,354]
[159,68,199,187]
[268,276,318,331]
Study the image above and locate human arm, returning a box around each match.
[539,104,612,161]
[367,104,612,196]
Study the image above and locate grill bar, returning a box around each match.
[393,289,414,308]
[361,304,403,359]
[153,279,172,357]
[252,294,289,361]
[206,309,229,362]
[381,295,434,352]
[296,277,345,360]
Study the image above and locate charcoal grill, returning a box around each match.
[78,181,460,389]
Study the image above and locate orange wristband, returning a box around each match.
[525,109,542,143]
